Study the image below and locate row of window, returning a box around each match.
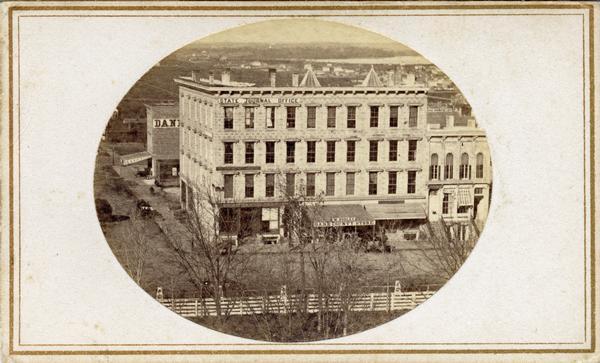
[429,153,486,180]
[224,105,420,130]
[223,139,419,165]
[223,170,418,199]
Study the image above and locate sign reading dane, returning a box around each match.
[153,119,180,128]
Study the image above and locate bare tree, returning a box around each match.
[407,218,479,280]
[118,210,152,287]
[163,183,252,326]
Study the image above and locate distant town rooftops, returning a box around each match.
[427,111,477,129]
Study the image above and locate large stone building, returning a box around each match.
[175,67,435,241]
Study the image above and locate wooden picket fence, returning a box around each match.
[157,286,436,317]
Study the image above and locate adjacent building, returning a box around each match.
[146,102,181,187]
[175,66,433,241]
[426,112,492,238]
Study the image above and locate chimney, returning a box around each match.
[221,68,231,85]
[269,68,277,87]
[292,73,299,87]
[192,70,201,82]
[208,72,214,85]
[406,73,416,86]
[446,114,455,128]
[467,117,476,128]
[387,70,395,87]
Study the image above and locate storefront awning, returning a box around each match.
[457,188,472,206]
[313,204,375,227]
[364,203,426,220]
[120,151,152,166]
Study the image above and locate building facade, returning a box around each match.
[426,114,492,236]
[176,67,433,240]
[146,102,180,187]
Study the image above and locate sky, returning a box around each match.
[193,19,418,54]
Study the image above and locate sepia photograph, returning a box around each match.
[94,19,492,342]
[2,1,596,361]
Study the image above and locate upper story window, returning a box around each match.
[389,140,398,161]
[327,106,337,128]
[370,106,379,127]
[245,142,254,164]
[223,174,233,199]
[244,107,255,128]
[429,153,440,180]
[347,140,356,162]
[265,173,275,197]
[326,141,336,162]
[306,173,316,197]
[223,142,234,164]
[347,106,356,128]
[368,172,378,195]
[476,153,484,178]
[389,106,399,127]
[346,172,355,195]
[286,106,296,128]
[460,153,471,179]
[408,140,417,161]
[445,153,454,179]
[408,105,418,127]
[286,173,295,196]
[307,141,316,163]
[265,106,276,129]
[388,171,397,194]
[286,141,296,163]
[307,106,316,129]
[326,172,335,196]
[407,170,416,194]
[244,174,254,198]
[224,106,234,129]
[369,140,378,162]
[265,141,275,164]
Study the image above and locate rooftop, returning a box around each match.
[145,102,179,119]
[177,66,427,92]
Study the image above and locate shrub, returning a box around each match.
[95,198,113,222]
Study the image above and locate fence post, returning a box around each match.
[370,293,375,311]
[195,298,199,317]
[411,291,417,308]
[281,285,288,314]
[386,284,391,313]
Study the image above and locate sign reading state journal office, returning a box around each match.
[219,97,300,105]
[154,119,180,128]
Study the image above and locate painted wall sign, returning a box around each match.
[314,216,375,227]
[219,97,300,105]
[153,119,180,128]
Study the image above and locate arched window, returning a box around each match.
[429,153,440,180]
[459,153,471,179]
[445,153,454,180]
[476,153,484,178]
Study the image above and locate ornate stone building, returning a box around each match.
[175,67,434,241]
